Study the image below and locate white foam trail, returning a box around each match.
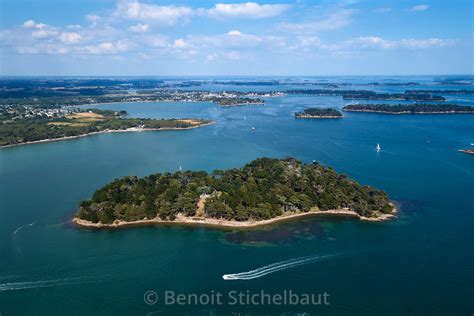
[223,253,343,280]
[12,222,35,236]
[0,277,96,292]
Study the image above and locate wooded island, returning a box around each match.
[75,157,395,228]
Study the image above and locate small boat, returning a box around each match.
[376,143,381,152]
[251,127,256,131]
[471,143,474,146]
[179,165,182,171]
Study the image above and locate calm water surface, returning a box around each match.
[0,78,473,315]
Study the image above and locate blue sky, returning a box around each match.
[0,0,472,76]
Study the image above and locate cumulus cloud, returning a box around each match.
[173,38,190,49]
[128,23,149,33]
[227,30,242,36]
[23,20,37,28]
[147,35,169,48]
[59,32,81,44]
[185,30,278,49]
[31,29,58,39]
[4,5,455,63]
[81,40,131,54]
[206,2,290,19]
[409,4,429,11]
[115,1,193,25]
[280,9,357,34]
[23,20,48,30]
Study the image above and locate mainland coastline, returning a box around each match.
[0,121,215,149]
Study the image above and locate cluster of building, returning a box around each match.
[1,105,75,120]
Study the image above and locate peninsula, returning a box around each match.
[342,103,474,114]
[74,157,395,228]
[295,108,343,119]
[0,108,213,147]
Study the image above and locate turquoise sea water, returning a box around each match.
[0,77,473,315]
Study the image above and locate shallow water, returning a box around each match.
[0,77,473,315]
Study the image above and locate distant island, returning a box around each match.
[458,149,474,155]
[342,103,474,114]
[405,89,474,95]
[0,108,213,147]
[295,108,343,118]
[74,157,396,228]
[286,89,445,102]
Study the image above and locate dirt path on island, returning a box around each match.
[195,194,209,218]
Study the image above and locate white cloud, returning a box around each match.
[85,14,101,28]
[294,36,321,48]
[280,9,357,34]
[207,2,290,19]
[227,30,242,36]
[186,31,264,48]
[32,29,58,39]
[23,20,37,28]
[128,23,149,33]
[409,4,429,12]
[116,1,193,25]
[148,35,169,48]
[81,40,131,54]
[206,51,243,62]
[86,14,101,22]
[173,38,190,49]
[23,20,47,30]
[329,36,454,51]
[288,35,455,55]
[59,32,82,44]
[397,38,453,49]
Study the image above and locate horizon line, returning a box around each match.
[1,74,473,78]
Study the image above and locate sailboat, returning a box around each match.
[376,143,381,152]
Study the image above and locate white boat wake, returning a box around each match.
[0,277,97,292]
[12,222,35,237]
[222,253,344,280]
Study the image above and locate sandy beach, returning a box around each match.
[73,206,397,230]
